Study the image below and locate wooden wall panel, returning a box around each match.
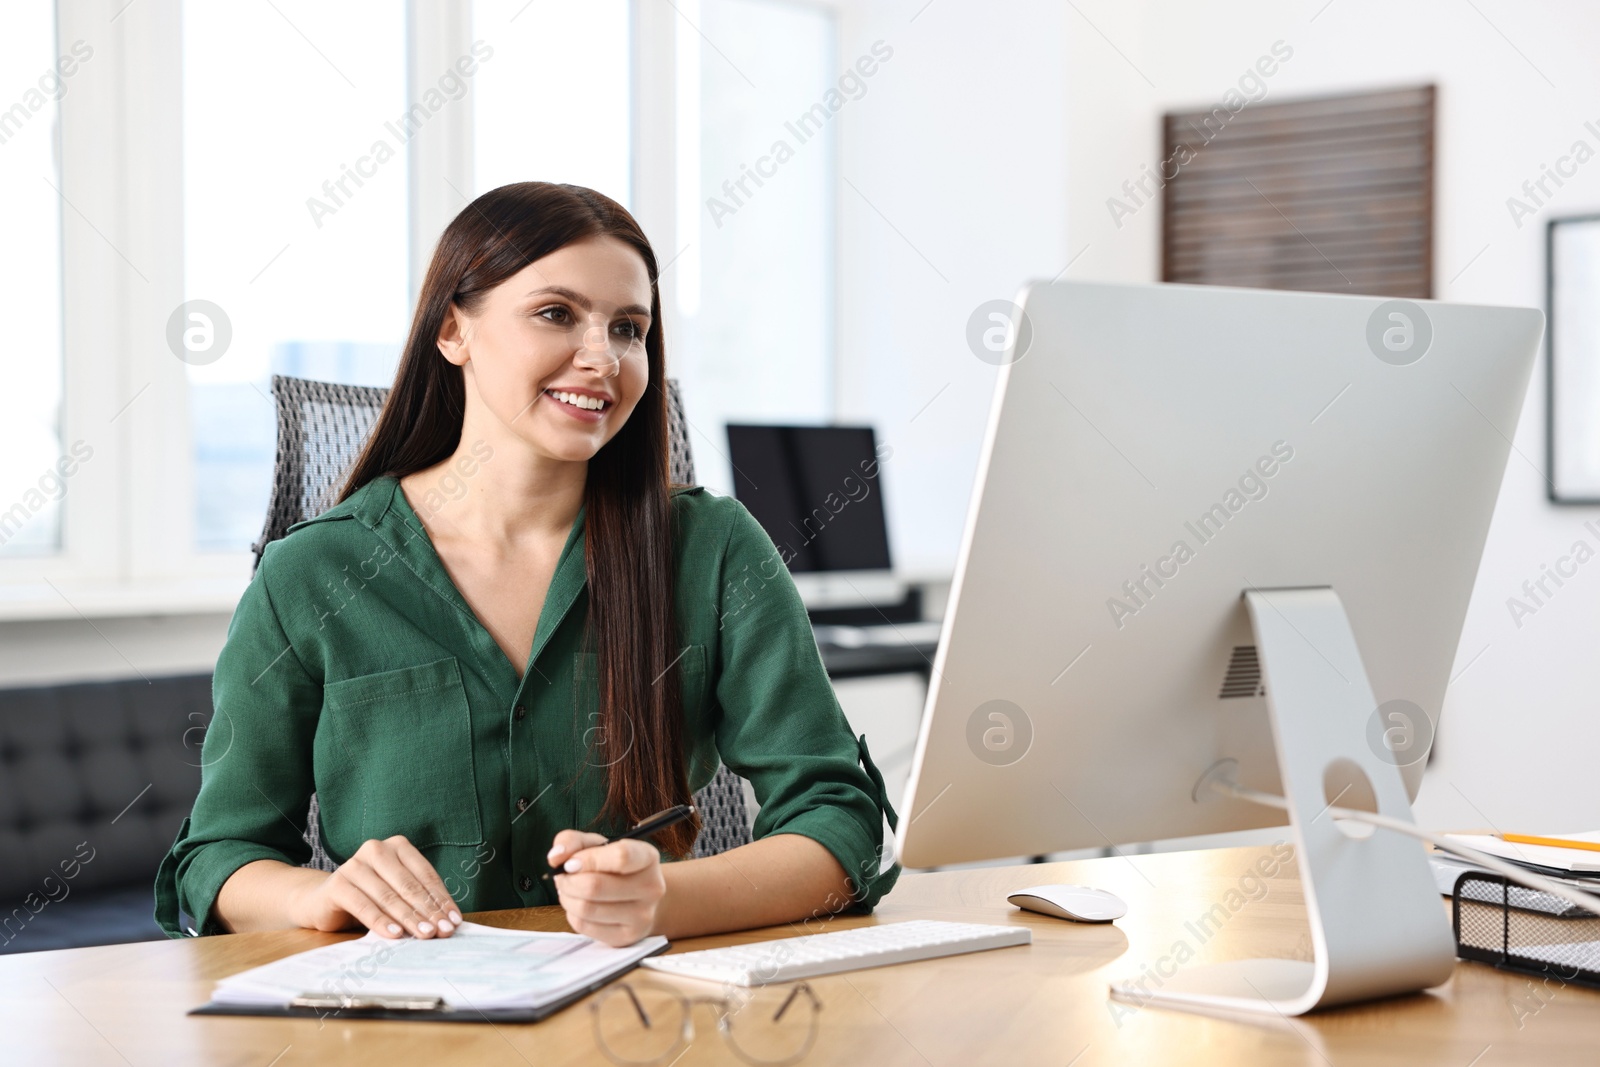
[1162,85,1435,298]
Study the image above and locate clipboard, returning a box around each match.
[188,938,671,1024]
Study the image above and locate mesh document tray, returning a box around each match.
[1453,871,1600,989]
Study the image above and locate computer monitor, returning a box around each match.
[897,280,1543,1015]
[725,424,901,609]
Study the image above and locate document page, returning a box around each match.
[211,922,667,1011]
[1446,833,1600,874]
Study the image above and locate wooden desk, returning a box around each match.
[4,846,1593,1065]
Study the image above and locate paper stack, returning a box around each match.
[207,921,667,1015]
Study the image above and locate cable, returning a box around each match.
[1209,778,1600,918]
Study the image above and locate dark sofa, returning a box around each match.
[0,673,207,952]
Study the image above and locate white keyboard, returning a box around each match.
[639,920,1031,986]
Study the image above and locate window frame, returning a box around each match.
[0,0,841,620]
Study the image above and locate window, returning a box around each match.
[182,0,409,551]
[0,0,840,614]
[672,0,836,495]
[471,0,632,205]
[0,5,66,557]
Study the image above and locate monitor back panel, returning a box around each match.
[899,281,1543,868]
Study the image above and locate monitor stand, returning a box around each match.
[1109,587,1457,1017]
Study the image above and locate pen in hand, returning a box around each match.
[541,804,696,881]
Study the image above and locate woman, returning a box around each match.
[155,182,899,947]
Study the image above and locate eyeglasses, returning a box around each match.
[591,979,823,1066]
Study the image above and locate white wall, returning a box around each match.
[1048,0,1600,832]
[0,614,230,687]
[835,0,1071,575]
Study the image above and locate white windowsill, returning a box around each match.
[0,567,950,624]
[0,576,250,622]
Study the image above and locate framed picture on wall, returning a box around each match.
[1161,85,1435,297]
[1549,215,1600,503]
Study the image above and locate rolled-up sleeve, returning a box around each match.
[710,499,902,912]
[154,552,322,937]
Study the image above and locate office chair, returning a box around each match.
[254,374,753,870]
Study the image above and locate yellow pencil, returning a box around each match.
[1501,832,1600,854]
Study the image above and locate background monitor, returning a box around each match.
[898,280,1544,869]
[726,424,901,609]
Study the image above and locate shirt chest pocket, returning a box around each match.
[318,657,485,853]
[574,644,710,757]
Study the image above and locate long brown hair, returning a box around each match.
[339,182,699,857]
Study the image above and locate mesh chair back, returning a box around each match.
[252,378,389,571]
[253,374,752,868]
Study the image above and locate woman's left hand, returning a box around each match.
[547,829,666,947]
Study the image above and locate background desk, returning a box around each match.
[3,846,1591,1065]
[815,632,938,682]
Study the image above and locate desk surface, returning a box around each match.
[4,846,1592,1065]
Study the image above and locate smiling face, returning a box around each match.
[437,234,653,464]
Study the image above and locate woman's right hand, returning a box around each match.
[288,835,462,939]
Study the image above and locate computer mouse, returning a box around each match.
[1006,884,1127,923]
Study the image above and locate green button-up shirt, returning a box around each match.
[156,475,900,937]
